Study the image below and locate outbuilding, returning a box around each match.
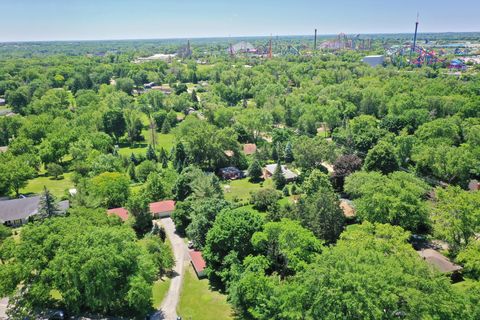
[189,250,207,279]
[150,200,176,218]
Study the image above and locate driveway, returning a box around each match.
[151,218,189,320]
[0,298,8,319]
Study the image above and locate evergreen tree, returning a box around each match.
[127,163,137,182]
[282,185,290,197]
[130,153,138,165]
[161,119,171,134]
[152,223,167,242]
[173,142,187,169]
[285,104,294,127]
[146,144,157,162]
[273,160,286,190]
[191,89,199,103]
[271,144,279,161]
[284,141,294,163]
[159,148,169,168]
[248,159,263,182]
[38,186,60,220]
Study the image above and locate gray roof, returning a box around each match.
[418,249,463,273]
[0,196,70,223]
[265,164,298,180]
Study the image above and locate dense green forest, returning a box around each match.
[0,36,480,319]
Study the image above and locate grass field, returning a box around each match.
[118,133,175,157]
[223,178,274,203]
[177,265,233,320]
[152,277,172,309]
[21,172,74,198]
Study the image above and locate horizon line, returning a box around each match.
[1,31,479,44]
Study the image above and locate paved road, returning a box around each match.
[152,218,189,320]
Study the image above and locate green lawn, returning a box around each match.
[178,265,233,320]
[118,144,148,157]
[21,172,74,198]
[152,277,172,309]
[223,178,274,203]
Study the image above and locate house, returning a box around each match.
[0,98,5,106]
[219,167,244,180]
[189,250,207,279]
[150,200,176,218]
[0,196,69,227]
[418,249,463,275]
[107,207,129,222]
[143,82,156,89]
[0,146,8,153]
[151,85,172,95]
[243,143,257,155]
[264,164,298,182]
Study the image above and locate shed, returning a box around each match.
[150,200,176,218]
[189,250,207,279]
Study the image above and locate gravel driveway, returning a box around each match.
[151,218,189,320]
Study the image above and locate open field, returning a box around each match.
[21,172,74,198]
[177,265,233,320]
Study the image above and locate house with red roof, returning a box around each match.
[149,200,176,218]
[107,207,129,222]
[189,250,206,279]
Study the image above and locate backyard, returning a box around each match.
[177,265,233,320]
[20,172,74,198]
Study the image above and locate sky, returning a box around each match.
[0,0,479,42]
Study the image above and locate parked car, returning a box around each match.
[188,241,194,249]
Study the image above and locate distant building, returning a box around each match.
[243,143,257,155]
[189,250,207,279]
[362,55,385,67]
[0,196,69,227]
[264,164,298,182]
[0,98,5,106]
[219,167,244,180]
[107,207,129,222]
[150,200,176,218]
[143,82,155,89]
[151,85,173,95]
[0,146,8,153]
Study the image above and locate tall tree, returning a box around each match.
[37,186,61,220]
[127,194,153,237]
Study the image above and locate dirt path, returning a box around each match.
[151,218,188,320]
